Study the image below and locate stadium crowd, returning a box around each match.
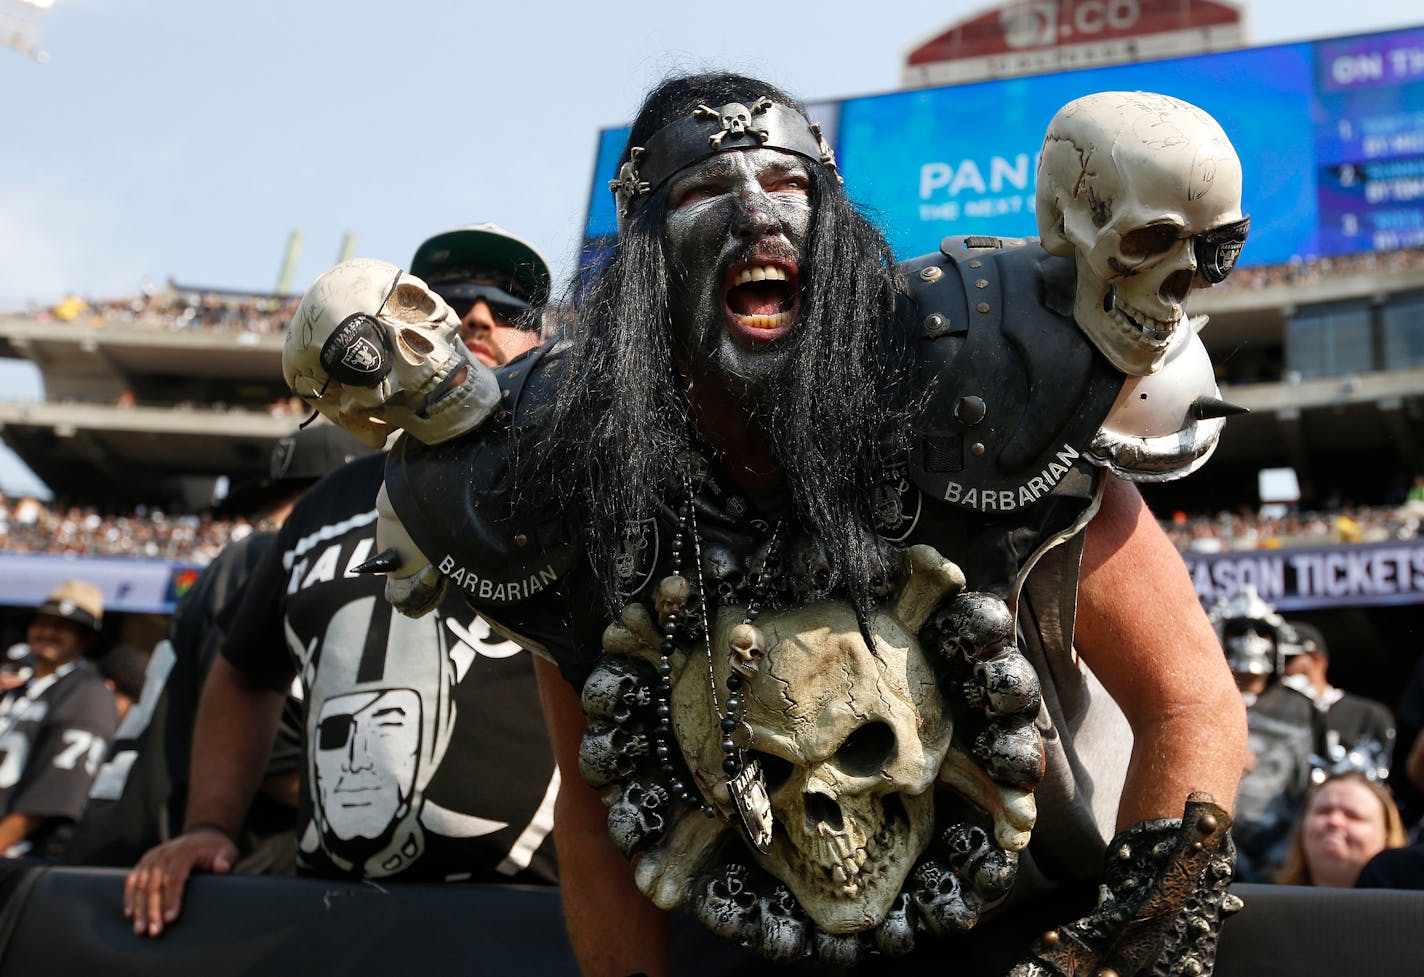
[1212,244,1424,292]
[8,488,1424,566]
[1164,500,1424,553]
[0,492,268,563]
[20,288,301,335]
[13,246,1424,338]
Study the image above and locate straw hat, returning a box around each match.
[36,580,104,632]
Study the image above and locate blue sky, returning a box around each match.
[1,0,1420,496]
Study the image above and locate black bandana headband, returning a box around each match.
[609,98,841,216]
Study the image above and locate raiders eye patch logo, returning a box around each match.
[1195,215,1250,285]
[320,313,394,387]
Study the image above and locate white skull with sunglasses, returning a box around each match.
[283,258,500,447]
[1036,91,1247,376]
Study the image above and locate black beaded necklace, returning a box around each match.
[650,488,712,817]
[647,474,780,849]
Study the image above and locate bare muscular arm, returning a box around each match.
[535,656,670,977]
[1076,476,1247,828]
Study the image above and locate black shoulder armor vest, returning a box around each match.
[903,237,1125,517]
[384,343,579,607]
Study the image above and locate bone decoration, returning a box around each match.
[284,258,500,447]
[580,544,1041,962]
[1036,92,1245,376]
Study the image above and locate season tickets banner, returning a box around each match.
[1184,539,1424,611]
[582,24,1424,267]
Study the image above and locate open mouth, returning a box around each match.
[420,363,471,417]
[724,263,799,336]
[1105,286,1175,348]
[385,362,471,421]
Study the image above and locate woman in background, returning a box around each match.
[1277,771,1407,887]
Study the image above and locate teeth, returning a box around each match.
[732,265,788,287]
[789,809,905,902]
[1108,298,1175,347]
[734,311,793,330]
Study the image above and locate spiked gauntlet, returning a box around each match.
[1010,793,1244,977]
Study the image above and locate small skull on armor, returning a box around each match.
[872,891,917,956]
[941,821,1019,901]
[607,780,672,856]
[694,863,762,947]
[758,884,812,963]
[925,591,1015,662]
[581,657,655,726]
[910,859,980,938]
[579,723,651,789]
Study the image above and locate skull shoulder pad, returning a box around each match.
[384,342,578,607]
[902,238,1122,517]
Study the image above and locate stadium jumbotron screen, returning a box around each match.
[582,24,1424,268]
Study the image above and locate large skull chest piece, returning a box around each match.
[688,592,954,934]
[583,544,1044,962]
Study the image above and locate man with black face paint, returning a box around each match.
[290,75,1249,977]
[664,149,810,393]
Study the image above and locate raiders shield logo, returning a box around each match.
[320,313,394,387]
[1195,215,1250,285]
[613,518,659,600]
[872,460,922,543]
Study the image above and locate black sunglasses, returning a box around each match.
[433,283,535,329]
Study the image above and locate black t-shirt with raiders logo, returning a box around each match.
[0,660,118,858]
[221,452,558,884]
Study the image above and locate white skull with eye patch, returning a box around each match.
[283,258,500,446]
[1036,91,1245,376]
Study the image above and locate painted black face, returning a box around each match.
[662,148,812,397]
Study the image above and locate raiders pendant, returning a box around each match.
[728,755,774,853]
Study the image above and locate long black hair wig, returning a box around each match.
[528,72,910,615]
